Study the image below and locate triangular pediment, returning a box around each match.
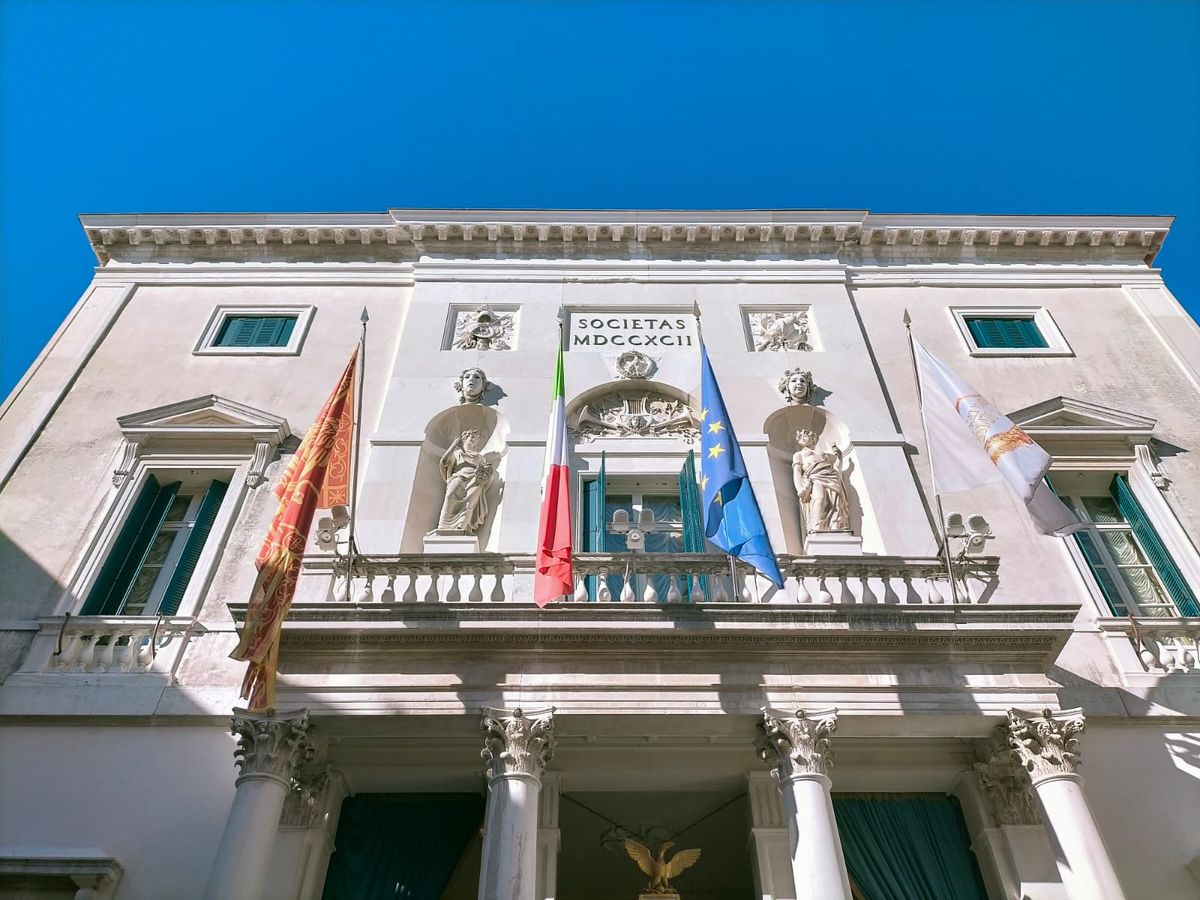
[1008,396,1156,433]
[118,395,290,440]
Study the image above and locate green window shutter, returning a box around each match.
[216,315,297,348]
[1110,475,1200,616]
[588,452,607,553]
[678,450,707,602]
[965,316,1047,349]
[1047,475,1129,616]
[81,477,181,615]
[158,479,228,615]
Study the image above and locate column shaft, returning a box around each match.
[1033,774,1126,900]
[479,775,541,900]
[203,776,290,900]
[779,773,852,900]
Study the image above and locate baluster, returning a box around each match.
[710,572,729,602]
[794,575,812,604]
[354,575,375,603]
[423,570,441,603]
[1136,634,1160,671]
[666,574,682,603]
[468,569,484,603]
[402,571,419,603]
[446,571,462,603]
[74,635,98,672]
[619,573,636,603]
[814,575,833,604]
[333,572,351,602]
[902,575,920,604]
[491,574,507,603]
[573,577,589,603]
[93,635,117,673]
[838,573,855,604]
[859,573,877,605]
[123,630,149,672]
[381,576,397,604]
[51,633,83,671]
[1184,637,1199,672]
[136,630,157,671]
[642,578,658,603]
[926,575,945,605]
[690,573,704,602]
[597,568,612,602]
[738,570,753,602]
[881,573,900,605]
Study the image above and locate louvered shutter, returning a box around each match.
[158,479,228,615]
[1110,475,1200,616]
[678,450,707,602]
[965,317,1048,349]
[82,477,181,615]
[216,315,296,348]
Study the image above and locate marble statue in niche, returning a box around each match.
[452,305,514,351]
[776,368,815,405]
[749,310,811,351]
[454,367,491,404]
[793,428,850,533]
[437,428,495,533]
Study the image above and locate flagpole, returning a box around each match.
[903,310,961,602]
[695,300,739,601]
[346,308,369,577]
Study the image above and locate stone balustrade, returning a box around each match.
[40,615,197,675]
[305,552,997,606]
[1123,618,1200,673]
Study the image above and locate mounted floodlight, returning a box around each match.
[945,512,966,536]
[967,514,991,536]
[611,508,631,530]
[316,516,339,551]
[330,505,351,528]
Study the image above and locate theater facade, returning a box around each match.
[1,209,1199,899]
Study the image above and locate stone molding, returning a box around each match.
[80,211,1172,265]
[757,707,838,780]
[1001,708,1085,783]
[974,759,1041,826]
[481,706,556,783]
[231,708,318,787]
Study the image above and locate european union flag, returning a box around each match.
[698,343,783,587]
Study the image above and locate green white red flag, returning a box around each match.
[534,344,573,605]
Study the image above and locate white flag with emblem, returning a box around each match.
[914,339,1080,535]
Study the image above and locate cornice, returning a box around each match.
[79,210,1173,266]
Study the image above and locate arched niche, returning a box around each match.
[762,405,862,553]
[400,404,510,551]
[566,380,700,443]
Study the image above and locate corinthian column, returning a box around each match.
[1002,708,1127,900]
[757,708,852,900]
[202,709,317,900]
[478,707,556,900]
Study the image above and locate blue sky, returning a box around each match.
[2,0,1198,397]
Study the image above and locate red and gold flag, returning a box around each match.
[231,349,357,710]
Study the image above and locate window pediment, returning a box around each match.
[1009,396,1155,438]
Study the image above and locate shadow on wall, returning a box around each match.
[762,405,859,553]
[0,530,69,682]
[399,405,510,552]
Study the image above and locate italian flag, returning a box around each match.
[534,344,573,606]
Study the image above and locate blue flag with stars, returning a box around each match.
[698,343,783,587]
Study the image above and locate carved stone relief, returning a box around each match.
[230,709,318,787]
[280,767,332,829]
[571,388,698,442]
[1001,708,1085,782]
[974,759,1041,826]
[453,367,491,404]
[615,350,655,380]
[749,310,812,351]
[776,368,815,405]
[481,707,556,782]
[452,305,514,351]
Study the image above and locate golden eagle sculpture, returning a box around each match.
[623,838,702,894]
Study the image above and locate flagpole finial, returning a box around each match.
[692,300,701,320]
[902,309,912,329]
[557,305,565,329]
[360,307,370,324]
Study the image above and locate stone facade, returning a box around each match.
[0,209,1198,899]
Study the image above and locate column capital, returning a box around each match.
[756,707,838,781]
[973,758,1041,826]
[230,707,318,788]
[1001,708,1085,784]
[481,706,556,783]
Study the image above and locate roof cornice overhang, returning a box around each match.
[78,209,1174,266]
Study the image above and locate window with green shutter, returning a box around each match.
[964,316,1048,349]
[214,315,297,348]
[81,476,230,616]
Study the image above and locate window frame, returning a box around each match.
[949,306,1073,358]
[194,304,315,356]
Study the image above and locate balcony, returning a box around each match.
[224,552,1077,669]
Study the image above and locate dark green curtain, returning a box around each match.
[322,793,484,900]
[833,795,987,900]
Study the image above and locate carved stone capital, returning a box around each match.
[280,766,332,828]
[756,707,838,781]
[974,759,1041,825]
[1001,708,1085,783]
[230,708,318,787]
[481,707,556,783]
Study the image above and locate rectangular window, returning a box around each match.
[81,475,229,616]
[963,316,1048,349]
[1060,475,1199,617]
[214,315,297,348]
